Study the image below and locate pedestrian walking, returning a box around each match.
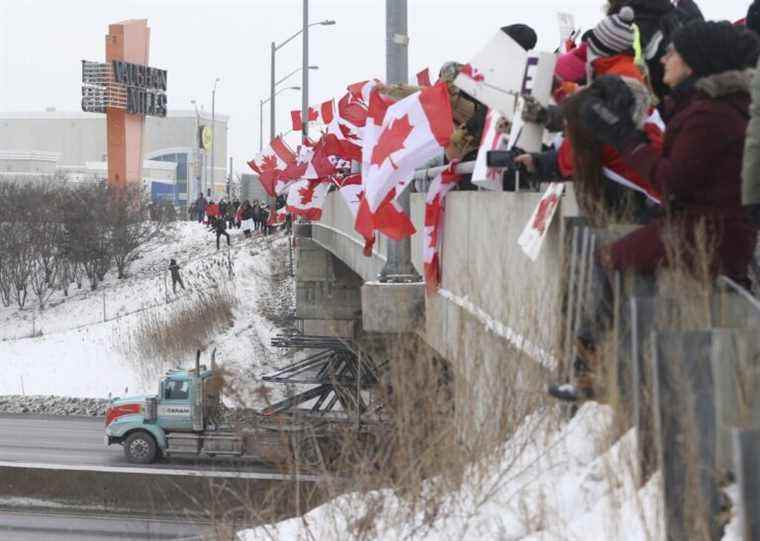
[213,217,231,250]
[168,259,185,293]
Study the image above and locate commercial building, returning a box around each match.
[0,109,229,204]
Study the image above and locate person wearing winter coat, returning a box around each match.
[168,259,185,293]
[550,20,760,401]
[240,201,254,237]
[516,8,661,225]
[213,216,231,250]
[605,0,703,100]
[195,195,207,223]
[743,55,760,226]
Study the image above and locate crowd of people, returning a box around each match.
[189,194,287,249]
[436,1,760,401]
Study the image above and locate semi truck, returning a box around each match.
[104,352,343,465]
[105,352,378,467]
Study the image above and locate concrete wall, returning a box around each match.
[295,237,364,337]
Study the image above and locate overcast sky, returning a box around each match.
[0,0,751,174]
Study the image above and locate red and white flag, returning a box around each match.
[286,179,331,221]
[291,107,320,132]
[362,81,453,213]
[354,86,417,243]
[335,173,376,255]
[416,68,432,87]
[517,182,566,261]
[424,162,462,293]
[247,140,290,198]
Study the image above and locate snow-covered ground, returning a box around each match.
[0,221,745,541]
[0,221,295,403]
[239,402,744,541]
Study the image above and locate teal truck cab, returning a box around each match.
[105,353,340,465]
[105,354,297,464]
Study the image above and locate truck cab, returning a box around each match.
[105,362,221,464]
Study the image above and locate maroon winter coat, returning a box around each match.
[609,69,758,283]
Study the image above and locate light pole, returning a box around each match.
[380,0,418,282]
[259,86,301,152]
[210,77,221,199]
[270,19,334,143]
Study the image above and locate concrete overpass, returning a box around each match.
[294,186,582,423]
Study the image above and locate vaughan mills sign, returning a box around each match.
[81,59,168,117]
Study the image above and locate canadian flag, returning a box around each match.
[361,81,453,214]
[319,99,363,162]
[286,179,332,221]
[424,162,462,293]
[247,136,297,197]
[290,107,320,132]
[354,86,417,243]
[517,183,566,261]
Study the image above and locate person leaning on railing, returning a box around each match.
[549,20,760,402]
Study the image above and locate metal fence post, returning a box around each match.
[733,428,760,541]
[652,330,721,541]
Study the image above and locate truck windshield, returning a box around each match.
[164,379,189,400]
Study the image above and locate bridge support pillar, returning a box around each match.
[361,281,424,333]
[295,238,363,337]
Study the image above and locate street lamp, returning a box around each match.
[270,19,334,142]
[210,77,221,199]
[259,86,300,152]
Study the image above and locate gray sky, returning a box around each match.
[0,0,751,174]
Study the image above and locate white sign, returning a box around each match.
[558,12,576,45]
[509,52,558,154]
[454,31,528,121]
[158,405,191,417]
[518,182,565,261]
[472,109,509,190]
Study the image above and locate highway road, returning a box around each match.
[0,509,207,540]
[0,414,284,474]
[0,414,310,539]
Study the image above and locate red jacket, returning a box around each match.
[611,70,757,282]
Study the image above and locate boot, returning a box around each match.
[548,338,600,402]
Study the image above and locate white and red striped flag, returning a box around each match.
[424,161,462,293]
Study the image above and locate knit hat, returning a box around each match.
[587,6,636,57]
[500,24,538,51]
[555,43,588,83]
[673,20,760,77]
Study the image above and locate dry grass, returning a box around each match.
[122,263,238,381]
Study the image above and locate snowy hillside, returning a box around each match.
[0,221,295,404]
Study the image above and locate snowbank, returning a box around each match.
[239,402,743,540]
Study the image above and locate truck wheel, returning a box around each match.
[124,431,158,464]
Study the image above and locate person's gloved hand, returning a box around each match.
[521,95,548,125]
[580,98,646,151]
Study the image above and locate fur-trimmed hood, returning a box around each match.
[695,68,754,98]
[620,77,654,129]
